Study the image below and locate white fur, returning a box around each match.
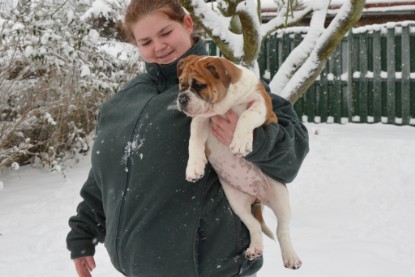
[181,61,302,269]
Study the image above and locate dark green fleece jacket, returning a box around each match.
[66,39,309,277]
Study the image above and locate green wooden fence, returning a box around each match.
[208,22,415,126]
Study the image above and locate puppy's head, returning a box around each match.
[176,55,241,117]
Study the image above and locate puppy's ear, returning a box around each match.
[206,59,231,88]
[206,63,220,79]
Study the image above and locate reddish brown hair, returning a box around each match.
[123,0,188,44]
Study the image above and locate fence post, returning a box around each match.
[341,35,350,123]
[269,35,278,81]
[351,31,361,122]
[401,25,411,125]
[411,26,415,122]
[372,29,382,123]
[346,30,354,123]
[359,32,369,123]
[386,27,396,124]
[258,39,267,80]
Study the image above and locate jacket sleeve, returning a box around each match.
[66,169,106,259]
[245,85,309,184]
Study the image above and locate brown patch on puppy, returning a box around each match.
[257,83,278,125]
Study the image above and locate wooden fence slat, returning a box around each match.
[346,31,354,123]
[352,32,361,121]
[306,81,316,122]
[269,35,278,79]
[359,33,369,123]
[258,39,267,80]
[327,50,335,122]
[320,68,330,123]
[372,30,382,123]
[341,36,350,123]
[411,29,415,120]
[281,33,291,65]
[367,33,374,122]
[331,46,342,123]
[386,27,396,124]
[401,26,411,125]
[395,29,403,122]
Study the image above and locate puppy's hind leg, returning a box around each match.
[267,181,302,269]
[221,182,263,260]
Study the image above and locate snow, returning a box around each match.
[1,0,415,275]
[268,0,328,96]
[191,0,245,58]
[80,64,91,77]
[1,123,415,277]
[80,0,113,21]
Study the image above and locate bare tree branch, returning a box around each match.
[278,0,365,103]
[179,0,243,62]
[269,1,330,95]
[260,4,312,38]
[180,0,313,69]
[234,0,262,66]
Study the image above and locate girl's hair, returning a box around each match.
[123,0,188,44]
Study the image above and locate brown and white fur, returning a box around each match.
[176,55,302,269]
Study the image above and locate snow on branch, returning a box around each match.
[179,0,244,60]
[261,3,312,38]
[179,0,313,71]
[275,0,365,102]
[269,0,330,96]
[180,0,364,102]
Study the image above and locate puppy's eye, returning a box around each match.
[192,82,206,93]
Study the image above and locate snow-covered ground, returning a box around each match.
[1,123,415,277]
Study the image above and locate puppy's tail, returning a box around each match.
[252,204,275,240]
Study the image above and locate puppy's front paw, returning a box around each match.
[245,246,263,261]
[185,158,207,182]
[282,251,302,270]
[230,132,253,157]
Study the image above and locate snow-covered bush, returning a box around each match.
[0,0,142,170]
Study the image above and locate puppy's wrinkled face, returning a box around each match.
[177,55,237,117]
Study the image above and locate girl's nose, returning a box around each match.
[154,39,167,52]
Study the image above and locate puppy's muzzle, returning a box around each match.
[177,93,189,111]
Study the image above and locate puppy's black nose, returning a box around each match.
[178,94,189,107]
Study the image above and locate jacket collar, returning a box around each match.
[145,38,208,93]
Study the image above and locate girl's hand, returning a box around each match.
[211,110,239,146]
[73,256,96,277]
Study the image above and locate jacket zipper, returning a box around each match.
[114,94,157,272]
[192,165,213,277]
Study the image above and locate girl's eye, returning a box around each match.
[161,30,172,37]
[141,41,151,47]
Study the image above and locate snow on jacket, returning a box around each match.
[66,39,309,277]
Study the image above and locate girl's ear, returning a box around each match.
[183,15,193,33]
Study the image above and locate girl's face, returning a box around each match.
[131,12,194,65]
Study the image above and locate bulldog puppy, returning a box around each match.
[177,55,302,269]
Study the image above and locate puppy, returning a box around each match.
[177,55,302,269]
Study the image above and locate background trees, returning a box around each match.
[0,0,140,170]
[0,0,364,170]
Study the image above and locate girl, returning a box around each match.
[66,0,309,276]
